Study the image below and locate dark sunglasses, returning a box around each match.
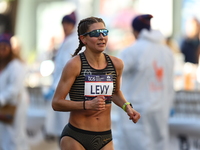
[81,29,109,37]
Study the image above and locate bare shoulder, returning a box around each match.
[63,54,81,76]
[109,55,124,71]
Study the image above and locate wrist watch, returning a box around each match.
[122,102,133,112]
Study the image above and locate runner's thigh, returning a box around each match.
[101,141,114,150]
[60,136,85,150]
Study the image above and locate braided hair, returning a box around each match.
[72,17,105,57]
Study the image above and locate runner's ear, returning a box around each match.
[79,35,86,45]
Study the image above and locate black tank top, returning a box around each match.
[69,52,117,104]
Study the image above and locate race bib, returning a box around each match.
[84,75,113,100]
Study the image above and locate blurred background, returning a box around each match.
[1,0,200,149]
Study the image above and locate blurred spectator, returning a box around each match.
[39,36,59,64]
[44,11,79,141]
[0,33,30,150]
[180,17,200,64]
[118,14,175,150]
[166,36,185,90]
[46,36,58,61]
[166,36,181,54]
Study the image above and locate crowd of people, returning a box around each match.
[1,9,200,150]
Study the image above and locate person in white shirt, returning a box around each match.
[0,33,30,150]
[118,14,175,150]
[44,11,80,140]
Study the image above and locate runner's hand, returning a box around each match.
[126,106,140,123]
[87,95,106,111]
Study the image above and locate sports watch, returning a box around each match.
[122,102,133,112]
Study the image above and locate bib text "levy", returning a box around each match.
[85,82,113,96]
[91,85,109,94]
